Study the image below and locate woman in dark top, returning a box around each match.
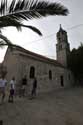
[21,75,27,96]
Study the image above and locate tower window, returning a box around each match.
[29,66,35,78]
[49,70,52,80]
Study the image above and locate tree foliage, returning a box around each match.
[68,44,83,85]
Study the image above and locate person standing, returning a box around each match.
[8,77,15,103]
[0,75,7,104]
[31,77,37,98]
[21,75,27,97]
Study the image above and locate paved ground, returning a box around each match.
[0,87,83,125]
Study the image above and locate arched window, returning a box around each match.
[30,66,35,78]
[49,70,52,80]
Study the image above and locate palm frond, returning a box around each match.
[0,40,5,48]
[0,33,12,48]
[0,0,69,24]
[0,18,42,35]
[3,0,69,17]
[21,24,42,35]
[0,17,22,31]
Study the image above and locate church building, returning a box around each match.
[3,25,74,94]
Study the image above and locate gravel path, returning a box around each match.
[0,87,83,125]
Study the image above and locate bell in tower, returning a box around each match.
[56,24,70,67]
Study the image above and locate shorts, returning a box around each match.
[10,89,14,96]
[0,87,5,95]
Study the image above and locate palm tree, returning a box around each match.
[0,0,69,47]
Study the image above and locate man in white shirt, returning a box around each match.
[8,77,15,103]
[0,75,7,104]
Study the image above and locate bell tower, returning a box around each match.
[56,24,70,67]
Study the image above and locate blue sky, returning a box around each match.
[0,0,83,62]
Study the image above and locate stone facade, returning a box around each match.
[2,25,74,94]
[0,63,7,77]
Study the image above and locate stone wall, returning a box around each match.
[16,53,74,94]
[3,48,74,94]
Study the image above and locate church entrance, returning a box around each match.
[60,75,64,87]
